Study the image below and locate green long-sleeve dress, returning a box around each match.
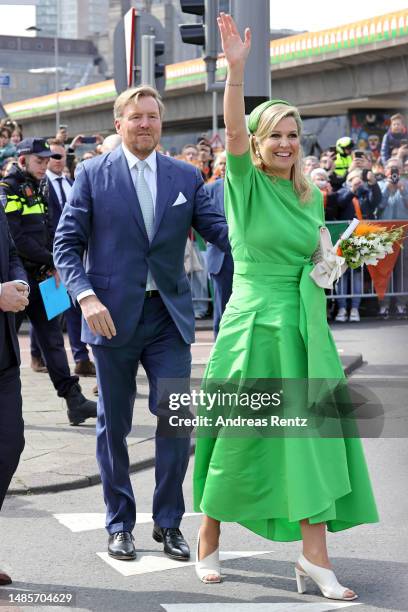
[193,150,379,541]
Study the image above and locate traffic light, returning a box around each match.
[179,0,218,61]
[153,40,165,81]
[140,35,165,89]
[113,8,167,95]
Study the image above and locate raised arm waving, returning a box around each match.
[217,12,251,156]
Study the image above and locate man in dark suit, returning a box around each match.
[0,203,29,586]
[205,154,234,337]
[30,141,96,378]
[1,138,97,425]
[45,141,73,234]
[54,86,229,562]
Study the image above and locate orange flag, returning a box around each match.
[366,221,408,300]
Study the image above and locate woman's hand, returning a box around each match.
[217,12,251,69]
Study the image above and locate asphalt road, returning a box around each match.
[0,320,407,612]
[0,436,407,612]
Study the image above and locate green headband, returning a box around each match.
[248,99,291,134]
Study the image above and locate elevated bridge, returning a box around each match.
[5,9,408,139]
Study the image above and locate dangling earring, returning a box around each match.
[256,149,261,158]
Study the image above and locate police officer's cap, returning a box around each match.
[17,138,58,158]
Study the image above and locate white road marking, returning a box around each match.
[96,550,271,576]
[53,512,200,533]
[350,374,407,379]
[160,603,360,611]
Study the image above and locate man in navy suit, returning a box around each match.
[46,141,73,235]
[0,204,29,585]
[30,141,96,378]
[205,153,234,338]
[54,86,229,561]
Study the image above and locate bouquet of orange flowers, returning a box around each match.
[336,221,405,269]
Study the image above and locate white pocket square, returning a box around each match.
[172,192,187,207]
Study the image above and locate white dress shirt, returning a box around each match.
[46,169,72,208]
[121,143,157,210]
[77,145,158,303]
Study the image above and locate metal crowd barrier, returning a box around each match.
[186,243,213,311]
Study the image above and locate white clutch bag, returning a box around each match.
[310,226,348,289]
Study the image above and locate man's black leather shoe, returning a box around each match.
[0,569,12,585]
[108,531,136,560]
[65,383,97,426]
[152,524,190,560]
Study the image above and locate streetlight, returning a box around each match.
[26,0,61,134]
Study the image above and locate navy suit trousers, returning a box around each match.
[16,280,78,397]
[92,295,191,535]
[30,301,89,363]
[211,254,234,338]
[0,366,24,510]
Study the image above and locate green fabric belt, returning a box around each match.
[234,260,304,278]
[233,260,340,380]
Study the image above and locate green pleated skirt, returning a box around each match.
[193,263,379,541]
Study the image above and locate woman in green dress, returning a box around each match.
[193,12,379,600]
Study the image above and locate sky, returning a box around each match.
[0,3,36,36]
[269,0,408,31]
[0,0,407,37]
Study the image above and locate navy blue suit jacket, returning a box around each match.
[53,147,229,347]
[205,179,232,275]
[0,204,27,363]
[47,176,73,234]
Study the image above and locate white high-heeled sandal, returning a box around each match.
[295,553,358,601]
[195,529,221,584]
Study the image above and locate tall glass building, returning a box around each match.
[36,0,109,39]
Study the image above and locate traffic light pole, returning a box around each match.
[205,0,271,107]
[141,35,155,87]
[114,9,167,95]
[212,90,218,136]
[202,0,222,93]
[231,0,271,113]
[179,0,271,111]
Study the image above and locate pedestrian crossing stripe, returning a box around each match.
[53,512,200,533]
[54,512,362,609]
[160,604,360,611]
[96,551,272,577]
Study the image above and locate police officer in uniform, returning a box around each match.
[0,203,28,585]
[30,140,97,379]
[334,136,354,179]
[0,138,96,425]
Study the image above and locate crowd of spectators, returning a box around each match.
[1,112,407,323]
[303,114,408,321]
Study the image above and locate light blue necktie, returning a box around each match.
[135,159,154,241]
[135,159,155,290]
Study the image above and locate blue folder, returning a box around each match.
[39,277,71,320]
